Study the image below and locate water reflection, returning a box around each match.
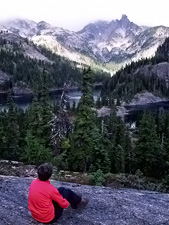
[0,90,101,111]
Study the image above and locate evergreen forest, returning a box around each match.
[1,37,169,190]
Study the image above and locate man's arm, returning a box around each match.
[51,187,69,208]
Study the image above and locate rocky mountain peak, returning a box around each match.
[117,14,139,30]
[121,14,129,21]
[120,14,130,27]
[1,18,37,37]
[37,21,52,30]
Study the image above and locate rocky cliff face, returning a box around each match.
[1,15,169,71]
[0,175,169,225]
[134,62,169,86]
[124,91,168,105]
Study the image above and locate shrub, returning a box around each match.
[88,169,106,186]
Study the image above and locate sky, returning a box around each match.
[1,0,169,31]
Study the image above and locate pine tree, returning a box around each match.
[27,70,53,148]
[0,112,6,158]
[5,94,20,160]
[27,96,41,138]
[21,132,52,165]
[72,101,76,112]
[95,97,101,109]
[78,68,94,108]
[50,84,72,155]
[103,107,133,174]
[38,69,53,148]
[69,68,110,173]
[135,113,161,178]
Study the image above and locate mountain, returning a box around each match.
[77,15,144,62]
[101,37,169,105]
[1,19,97,69]
[1,15,169,73]
[0,30,109,96]
[2,18,37,37]
[78,15,169,66]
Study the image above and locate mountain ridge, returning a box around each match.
[1,15,169,73]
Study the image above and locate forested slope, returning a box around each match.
[0,32,110,94]
[102,37,169,103]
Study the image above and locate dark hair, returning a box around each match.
[37,163,53,181]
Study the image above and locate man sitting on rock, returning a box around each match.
[28,163,88,224]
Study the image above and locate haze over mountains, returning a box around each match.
[1,15,169,72]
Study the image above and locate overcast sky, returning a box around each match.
[1,0,169,31]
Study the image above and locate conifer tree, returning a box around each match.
[69,68,110,173]
[95,97,101,108]
[5,94,20,160]
[50,84,72,155]
[38,69,53,148]
[0,112,6,158]
[21,132,52,165]
[135,112,161,178]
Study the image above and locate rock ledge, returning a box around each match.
[0,176,169,225]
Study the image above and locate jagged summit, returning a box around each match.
[121,14,128,20]
[118,14,137,29]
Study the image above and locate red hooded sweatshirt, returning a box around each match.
[28,178,69,223]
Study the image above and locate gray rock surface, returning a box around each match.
[0,70,10,85]
[124,91,168,106]
[135,62,169,87]
[0,176,169,225]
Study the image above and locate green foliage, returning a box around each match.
[0,112,7,158]
[61,139,71,150]
[95,97,101,109]
[21,132,52,165]
[52,139,70,171]
[1,35,169,189]
[88,169,106,186]
[78,68,94,108]
[0,38,110,94]
[104,172,168,193]
[134,112,162,178]
[4,94,20,160]
[26,73,53,149]
[103,109,133,174]
[69,69,110,173]
[52,151,68,171]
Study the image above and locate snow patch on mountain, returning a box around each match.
[22,43,52,62]
[2,18,37,37]
[32,35,93,65]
